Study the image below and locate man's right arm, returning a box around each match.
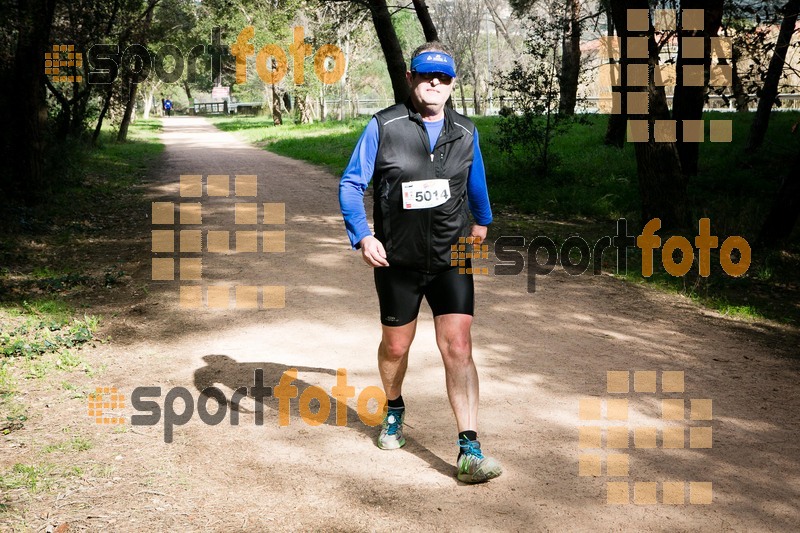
[339,117,380,249]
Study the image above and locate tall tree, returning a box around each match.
[511,0,583,115]
[116,0,159,142]
[757,144,800,247]
[672,0,724,176]
[746,0,800,151]
[4,0,58,203]
[412,0,438,41]
[366,0,410,103]
[603,0,627,147]
[558,0,581,115]
[613,0,688,229]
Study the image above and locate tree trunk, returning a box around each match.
[723,25,749,112]
[368,0,410,103]
[757,149,800,247]
[604,0,626,147]
[93,87,114,145]
[673,0,723,177]
[634,142,689,228]
[412,0,438,42]
[69,90,92,138]
[483,0,518,55]
[558,0,581,115]
[117,3,156,142]
[272,83,283,125]
[626,0,688,229]
[143,90,154,119]
[6,0,57,203]
[117,74,140,142]
[746,0,800,151]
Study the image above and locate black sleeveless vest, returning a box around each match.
[372,100,475,273]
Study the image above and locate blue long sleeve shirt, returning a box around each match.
[339,117,493,249]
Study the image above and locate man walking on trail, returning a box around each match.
[339,42,502,483]
[164,96,172,117]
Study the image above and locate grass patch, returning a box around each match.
[0,462,84,494]
[209,111,800,326]
[43,436,93,453]
[207,116,368,175]
[1,302,98,359]
[0,119,163,435]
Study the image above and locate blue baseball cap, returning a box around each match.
[410,52,456,78]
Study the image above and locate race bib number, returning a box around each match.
[402,179,450,210]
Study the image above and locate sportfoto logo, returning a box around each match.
[578,370,714,505]
[90,369,386,443]
[493,218,751,292]
[58,26,343,86]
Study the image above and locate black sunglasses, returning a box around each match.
[413,71,454,85]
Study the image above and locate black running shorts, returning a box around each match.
[373,263,475,326]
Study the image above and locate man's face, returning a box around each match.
[407,70,455,111]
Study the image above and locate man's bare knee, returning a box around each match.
[440,335,472,365]
[380,339,410,361]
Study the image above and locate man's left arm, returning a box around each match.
[467,128,493,242]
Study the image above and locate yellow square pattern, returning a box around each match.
[634,482,657,505]
[607,427,629,448]
[662,399,684,420]
[264,203,286,225]
[180,230,202,252]
[689,482,713,504]
[662,427,685,448]
[179,258,202,280]
[262,286,286,308]
[579,454,601,477]
[579,398,602,420]
[152,230,174,253]
[152,202,174,224]
[606,371,629,393]
[662,482,685,505]
[662,371,685,392]
[627,9,649,31]
[579,427,602,449]
[634,371,656,392]
[683,120,705,143]
[235,175,258,196]
[152,258,174,280]
[207,175,230,196]
[180,175,202,197]
[207,285,230,308]
[690,427,712,448]
[235,285,259,309]
[235,203,258,225]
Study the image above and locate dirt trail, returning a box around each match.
[3,116,799,532]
